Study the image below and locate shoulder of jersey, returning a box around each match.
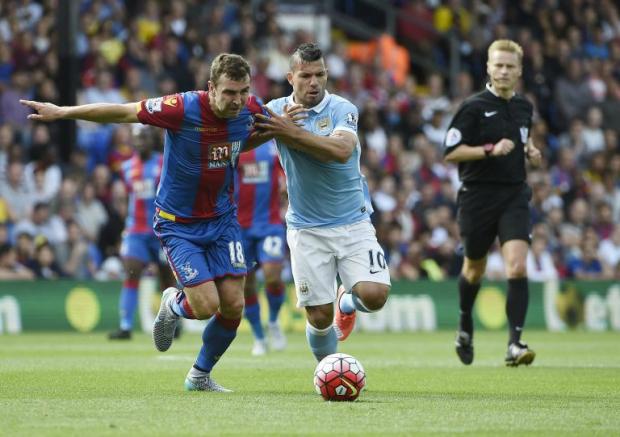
[265,96,287,109]
[514,93,534,109]
[246,94,264,112]
[328,92,353,107]
[465,89,492,105]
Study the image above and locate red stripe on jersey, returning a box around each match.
[245,95,263,116]
[193,92,229,217]
[268,155,282,224]
[237,149,257,228]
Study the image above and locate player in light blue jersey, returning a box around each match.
[255,43,391,362]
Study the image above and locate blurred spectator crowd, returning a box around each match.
[0,0,619,282]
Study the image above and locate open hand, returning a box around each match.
[20,100,64,122]
[254,105,307,140]
[283,103,308,126]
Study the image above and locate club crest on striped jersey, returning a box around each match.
[208,141,242,169]
[163,96,178,107]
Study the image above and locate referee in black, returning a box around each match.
[443,39,542,366]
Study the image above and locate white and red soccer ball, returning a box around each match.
[313,353,366,401]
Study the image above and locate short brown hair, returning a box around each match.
[488,39,523,64]
[210,53,251,85]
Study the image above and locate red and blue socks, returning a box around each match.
[195,313,241,372]
[119,279,139,331]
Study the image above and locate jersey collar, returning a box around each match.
[486,82,515,99]
[287,90,331,113]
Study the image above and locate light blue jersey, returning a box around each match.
[266,91,373,229]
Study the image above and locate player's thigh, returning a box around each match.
[244,270,257,297]
[500,239,529,278]
[262,261,283,284]
[214,275,245,318]
[287,227,338,308]
[337,221,391,291]
[183,280,220,318]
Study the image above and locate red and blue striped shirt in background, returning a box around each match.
[235,139,284,229]
[120,152,163,235]
[136,91,265,220]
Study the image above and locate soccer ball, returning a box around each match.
[313,353,366,401]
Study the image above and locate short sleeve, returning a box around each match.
[443,103,478,155]
[332,100,359,136]
[136,94,185,131]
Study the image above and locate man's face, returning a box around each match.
[208,74,250,118]
[487,49,521,93]
[287,59,328,108]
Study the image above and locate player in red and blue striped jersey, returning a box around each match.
[235,139,287,356]
[108,127,177,341]
[21,54,283,392]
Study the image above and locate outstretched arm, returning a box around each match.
[255,106,355,163]
[20,100,139,124]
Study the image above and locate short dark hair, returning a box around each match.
[210,53,251,85]
[290,43,323,69]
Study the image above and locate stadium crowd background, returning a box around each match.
[0,0,619,282]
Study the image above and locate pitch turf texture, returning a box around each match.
[1,331,619,436]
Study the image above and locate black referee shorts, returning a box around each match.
[456,182,532,260]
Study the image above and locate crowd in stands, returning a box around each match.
[0,0,619,282]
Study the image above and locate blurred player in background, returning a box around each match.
[255,43,391,362]
[443,39,542,367]
[235,138,287,356]
[21,53,281,392]
[108,126,178,340]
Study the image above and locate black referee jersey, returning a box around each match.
[443,84,533,185]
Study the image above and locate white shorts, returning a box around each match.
[287,220,391,307]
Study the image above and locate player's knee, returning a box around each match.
[462,266,484,284]
[362,285,390,311]
[188,297,219,320]
[506,261,527,278]
[306,305,333,330]
[264,277,283,289]
[219,296,245,319]
[308,315,332,330]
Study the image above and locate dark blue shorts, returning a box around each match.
[241,224,286,270]
[120,233,164,265]
[154,210,247,287]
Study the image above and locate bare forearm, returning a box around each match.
[284,128,353,163]
[61,103,138,123]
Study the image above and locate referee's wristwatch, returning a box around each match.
[483,142,495,157]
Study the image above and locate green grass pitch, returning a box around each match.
[1,331,619,436]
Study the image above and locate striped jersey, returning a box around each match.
[120,152,163,234]
[235,139,284,229]
[136,91,264,219]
